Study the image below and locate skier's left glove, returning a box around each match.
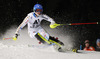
[50,23,61,28]
[13,33,19,41]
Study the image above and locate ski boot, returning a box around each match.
[49,36,65,52]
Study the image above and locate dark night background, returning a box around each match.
[0,0,100,49]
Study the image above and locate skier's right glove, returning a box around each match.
[13,33,19,41]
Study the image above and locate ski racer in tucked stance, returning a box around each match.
[13,4,64,52]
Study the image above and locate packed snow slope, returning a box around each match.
[0,44,100,59]
[0,26,100,59]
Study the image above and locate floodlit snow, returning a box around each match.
[0,26,100,59]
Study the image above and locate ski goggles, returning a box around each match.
[35,9,43,13]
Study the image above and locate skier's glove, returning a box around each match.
[50,23,61,28]
[13,33,19,41]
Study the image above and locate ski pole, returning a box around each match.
[3,37,13,40]
[50,22,98,28]
[3,37,17,41]
[59,22,99,26]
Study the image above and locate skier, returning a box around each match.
[13,4,64,51]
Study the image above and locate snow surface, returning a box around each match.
[0,26,100,59]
